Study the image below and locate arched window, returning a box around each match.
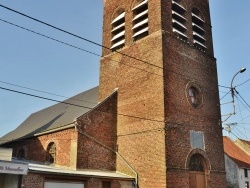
[189,154,204,172]
[17,149,25,159]
[191,8,206,51]
[111,9,126,51]
[172,0,188,40]
[46,142,56,164]
[132,0,149,41]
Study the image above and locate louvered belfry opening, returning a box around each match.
[111,10,126,51]
[132,0,149,41]
[192,8,206,51]
[172,0,188,41]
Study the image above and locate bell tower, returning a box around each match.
[99,0,227,187]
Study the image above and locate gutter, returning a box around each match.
[34,123,75,136]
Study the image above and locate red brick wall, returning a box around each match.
[4,128,78,168]
[100,0,226,187]
[100,0,166,187]
[22,173,43,188]
[76,92,118,171]
[162,13,226,188]
[161,0,226,187]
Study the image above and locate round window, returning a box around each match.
[186,82,203,108]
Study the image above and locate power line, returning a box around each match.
[1,16,223,82]
[0,4,162,70]
[236,78,250,87]
[0,80,97,104]
[234,94,250,113]
[0,15,225,82]
[0,18,100,56]
[0,83,223,127]
[0,86,164,123]
[234,89,250,110]
[220,89,231,101]
[1,69,228,126]
[219,85,230,89]
[0,18,163,77]
[235,94,248,139]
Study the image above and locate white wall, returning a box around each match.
[4,174,18,188]
[238,168,250,188]
[224,154,239,188]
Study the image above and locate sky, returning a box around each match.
[0,0,249,140]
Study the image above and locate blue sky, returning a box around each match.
[0,0,249,140]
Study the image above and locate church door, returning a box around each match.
[189,154,206,188]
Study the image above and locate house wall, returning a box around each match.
[224,154,239,188]
[22,173,133,188]
[238,168,250,188]
[22,173,44,188]
[3,128,78,169]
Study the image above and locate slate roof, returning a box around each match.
[223,136,250,168]
[0,86,99,145]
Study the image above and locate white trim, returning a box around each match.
[172,10,186,21]
[111,12,125,24]
[193,39,207,48]
[173,28,188,38]
[111,39,125,49]
[112,23,125,32]
[192,23,205,33]
[34,123,75,136]
[133,10,148,21]
[111,30,125,41]
[193,31,206,41]
[28,162,134,180]
[133,27,148,38]
[172,1,186,11]
[172,19,187,30]
[192,13,204,23]
[132,0,148,11]
[132,18,148,30]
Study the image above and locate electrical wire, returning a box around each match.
[0,4,239,169]
[219,85,230,89]
[220,89,231,101]
[0,18,163,77]
[0,80,97,104]
[0,18,100,57]
[0,86,164,123]
[0,4,162,70]
[235,94,248,139]
[0,4,230,149]
[236,78,250,87]
[234,93,250,113]
[0,4,228,83]
[0,15,227,84]
[235,89,250,110]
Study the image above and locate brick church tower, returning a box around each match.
[99,0,227,187]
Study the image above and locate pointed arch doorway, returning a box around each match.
[188,154,206,188]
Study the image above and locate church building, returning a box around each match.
[0,0,227,187]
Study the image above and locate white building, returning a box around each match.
[224,137,250,188]
[0,148,28,188]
